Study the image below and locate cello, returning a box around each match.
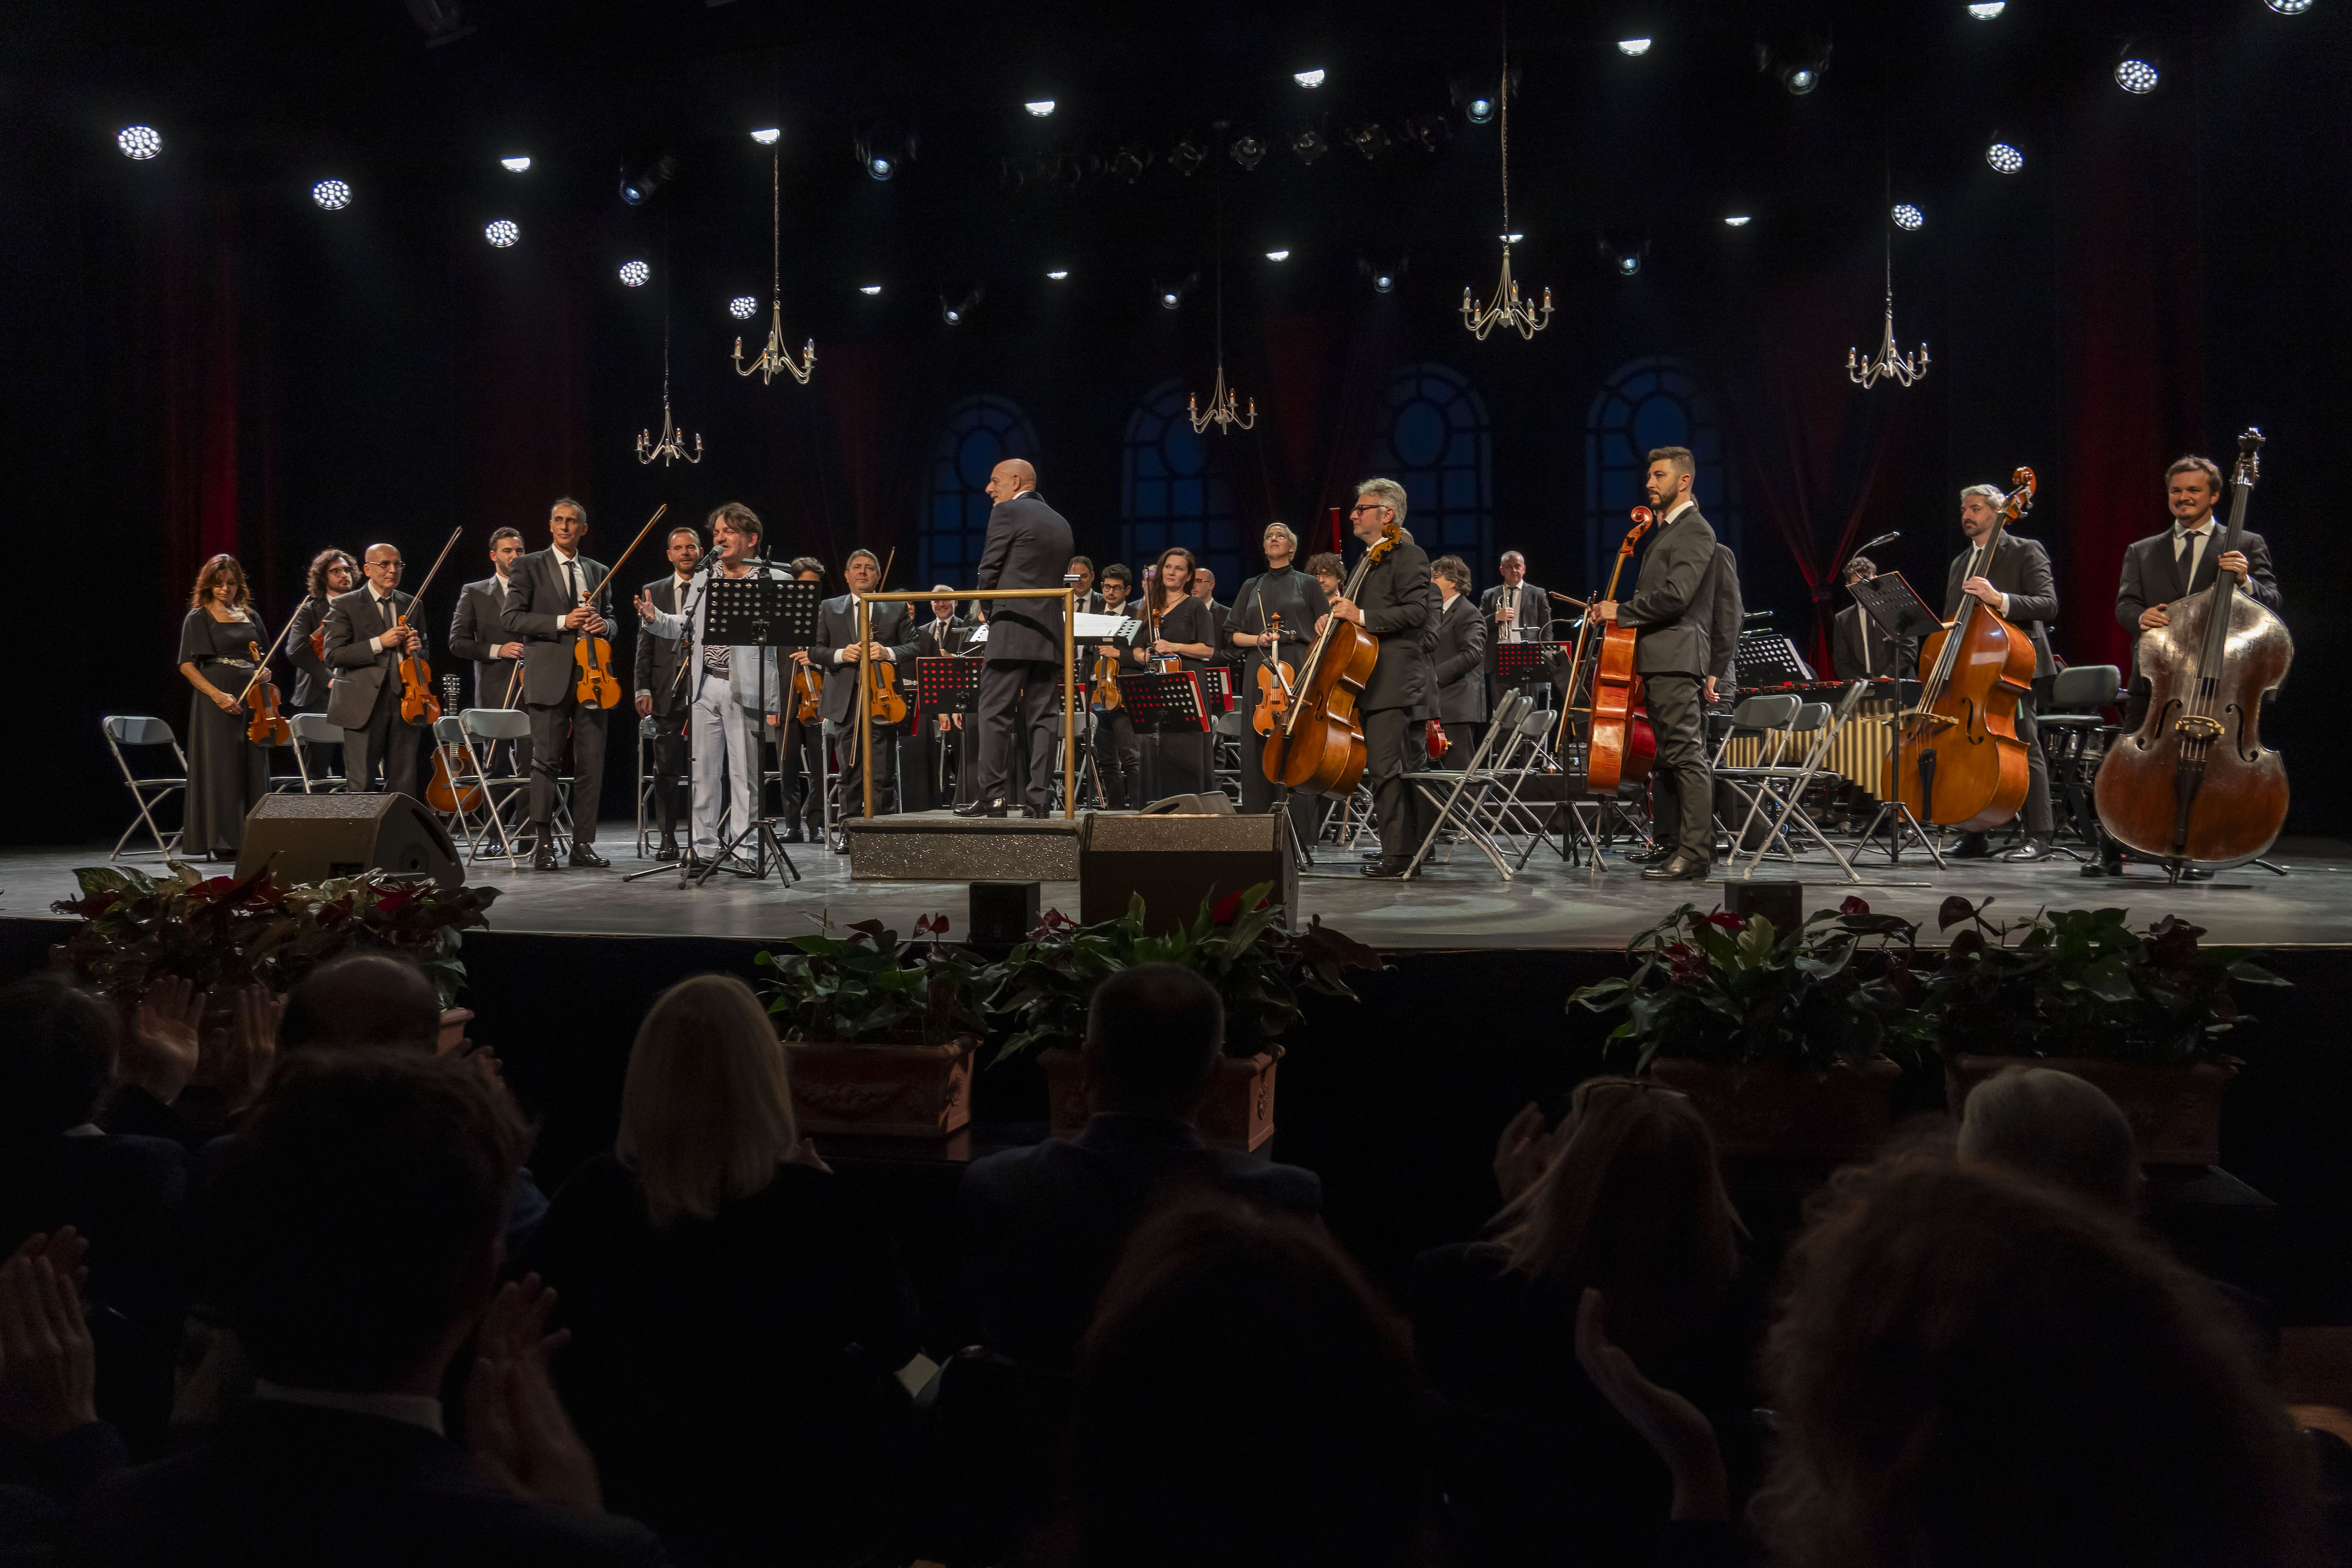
[1264,516,1402,794]
[572,506,667,710]
[1886,467,2038,831]
[1585,507,1661,796]
[396,528,465,728]
[2094,429,2291,871]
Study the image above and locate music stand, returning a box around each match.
[913,656,982,719]
[1120,671,1210,733]
[1495,641,1565,687]
[1845,571,1948,868]
[1733,631,1815,689]
[689,573,823,886]
[1201,667,1234,714]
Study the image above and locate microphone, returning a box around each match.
[1850,530,1899,557]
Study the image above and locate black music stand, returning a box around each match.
[913,654,983,807]
[1495,641,1566,688]
[1845,571,1948,868]
[1201,667,1234,714]
[1733,632,1815,689]
[689,574,822,886]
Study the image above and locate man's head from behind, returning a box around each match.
[1081,964,1223,1119]
[278,952,441,1055]
[1957,1065,2141,1213]
[213,1049,527,1391]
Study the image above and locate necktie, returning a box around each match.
[2178,529,2206,587]
[564,557,581,604]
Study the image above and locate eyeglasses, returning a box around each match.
[1348,502,1386,516]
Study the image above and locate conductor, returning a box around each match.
[958,458,1075,819]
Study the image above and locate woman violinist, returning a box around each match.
[1141,546,1220,798]
[175,554,274,861]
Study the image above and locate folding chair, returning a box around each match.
[289,714,346,793]
[459,708,542,864]
[1481,700,1571,844]
[1722,683,1867,882]
[429,715,510,861]
[102,716,186,860]
[2036,663,2120,857]
[1400,692,1534,880]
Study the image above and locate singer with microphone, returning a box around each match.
[1832,534,1917,681]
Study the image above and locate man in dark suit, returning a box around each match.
[2087,453,2283,878]
[1830,556,1917,683]
[808,549,921,850]
[445,527,534,790]
[1429,555,1489,767]
[958,964,1321,1372]
[1944,483,2059,862]
[1641,541,1745,865]
[71,1051,663,1567]
[1066,555,1107,616]
[1089,566,1151,810]
[906,587,975,812]
[630,525,703,860]
[1191,569,1234,673]
[962,459,1075,819]
[499,497,616,871]
[286,550,355,783]
[1481,550,1549,711]
[1322,480,1434,878]
[1594,447,1719,881]
[322,543,429,798]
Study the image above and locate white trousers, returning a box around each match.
[690,671,764,854]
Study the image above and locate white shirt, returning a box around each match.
[2173,519,2216,584]
[252,1380,444,1437]
[1662,497,1697,525]
[365,587,401,655]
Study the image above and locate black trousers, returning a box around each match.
[774,713,821,828]
[1435,720,1485,770]
[342,690,423,798]
[649,708,690,839]
[1645,673,1713,860]
[526,691,609,841]
[833,720,902,818]
[904,716,966,812]
[1237,690,1321,844]
[977,659,1061,810]
[1095,710,1141,808]
[1364,706,1428,867]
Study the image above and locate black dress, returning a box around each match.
[1144,595,1217,799]
[176,608,271,857]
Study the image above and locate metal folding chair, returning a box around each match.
[459,707,543,863]
[102,716,187,860]
[1401,691,1535,880]
[1722,683,1866,882]
[2036,663,2120,856]
[288,713,345,793]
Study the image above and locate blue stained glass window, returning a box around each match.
[924,396,1038,587]
[1582,357,1739,589]
[1368,363,1492,567]
[1121,380,1241,588]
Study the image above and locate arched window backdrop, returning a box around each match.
[1368,363,1492,569]
[1582,357,1739,589]
[1121,379,1241,589]
[923,395,1038,587]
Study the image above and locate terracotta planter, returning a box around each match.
[1945,1055,2237,1167]
[785,1035,978,1139]
[1040,1045,1283,1153]
[1646,1055,1903,1162]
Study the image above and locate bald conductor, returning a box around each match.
[959,459,1076,818]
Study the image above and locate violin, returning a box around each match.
[2094,429,2292,871]
[860,547,909,727]
[1250,612,1294,736]
[396,527,466,728]
[1264,517,1401,794]
[572,506,667,710]
[1583,507,1660,796]
[1886,467,2039,830]
[1092,641,1125,713]
[425,673,486,814]
[242,640,292,747]
[793,661,823,723]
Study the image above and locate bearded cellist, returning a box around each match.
[1943,484,2059,864]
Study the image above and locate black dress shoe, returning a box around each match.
[1361,860,1412,880]
[530,843,560,872]
[1631,842,1676,866]
[2081,857,2123,878]
[1642,851,1711,882]
[2180,865,2215,882]
[656,842,681,862]
[2002,838,2054,864]
[954,798,1010,818]
[828,833,850,854]
[1950,833,1992,860]
[782,821,806,844]
[568,844,611,869]
[1021,804,1051,820]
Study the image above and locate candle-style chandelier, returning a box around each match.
[733,151,815,386]
[1462,14,1552,342]
[1187,148,1255,434]
[637,296,703,466]
[1849,158,1929,389]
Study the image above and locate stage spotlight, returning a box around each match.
[1465,95,1495,123]
[1372,271,1395,293]
[1110,143,1150,182]
[2116,55,2160,93]
[500,154,530,172]
[750,128,780,145]
[619,259,650,286]
[729,296,757,319]
[1968,1,2004,16]
[1616,252,1642,276]
[1349,122,1391,159]
[1158,273,1197,310]
[940,287,983,326]
[860,283,883,295]
[1170,138,1207,176]
[1725,213,1752,226]
[1291,128,1327,165]
[866,152,895,179]
[1893,202,1925,230]
[116,125,161,160]
[312,179,352,210]
[1025,99,1056,116]
[485,219,519,247]
[1403,113,1449,152]
[856,127,915,182]
[1047,269,1070,280]
[1265,249,1291,262]
[1294,67,1326,88]
[2266,0,2312,12]
[942,301,963,326]
[1618,38,1652,55]
[1760,34,1832,95]
[1501,230,1523,243]
[1987,141,2023,172]
[1785,65,1819,93]
[1230,135,1267,170]
[619,156,676,206]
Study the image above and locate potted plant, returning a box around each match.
[1925,897,2285,1166]
[983,884,1381,1151]
[754,914,991,1139]
[1569,898,1923,1161]
[51,863,498,1048]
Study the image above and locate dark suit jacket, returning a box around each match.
[1831,601,1916,682]
[813,596,920,726]
[958,1114,1322,1370]
[1478,581,1551,670]
[1943,532,2057,678]
[1431,591,1489,723]
[285,596,333,710]
[1618,505,1718,677]
[916,614,977,658]
[71,1402,667,1566]
[1703,544,1743,696]
[974,492,1075,664]
[446,576,522,711]
[499,547,614,707]
[1357,539,1434,713]
[320,589,426,730]
[631,576,694,713]
[2114,526,2281,664]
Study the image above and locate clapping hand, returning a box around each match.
[194,984,280,1115]
[467,1275,604,1514]
[0,1231,98,1440]
[125,976,205,1105]
[1574,1288,1729,1522]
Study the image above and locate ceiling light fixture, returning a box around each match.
[860,283,882,296]
[733,150,815,386]
[729,296,757,319]
[1265,249,1290,262]
[1294,68,1326,88]
[1967,1,2005,16]
[312,179,352,210]
[750,128,780,145]
[2266,0,2314,12]
[1047,269,1069,280]
[1725,214,1753,226]
[484,219,519,247]
[117,125,161,159]
[1025,99,1056,116]
[619,260,650,286]
[2116,56,2160,93]
[500,154,530,172]
[1618,38,1652,55]
[1852,166,1929,390]
[1373,272,1395,293]
[1464,15,1552,340]
[1892,202,1924,230]
[1465,96,1495,123]
[1987,141,2023,172]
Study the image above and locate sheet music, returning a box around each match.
[966,614,1140,643]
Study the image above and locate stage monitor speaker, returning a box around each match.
[234,793,464,891]
[1138,791,1236,817]
[1083,811,1292,935]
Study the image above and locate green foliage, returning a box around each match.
[50,862,498,1007]
[1568,897,1923,1075]
[981,883,1382,1066]
[753,914,989,1047]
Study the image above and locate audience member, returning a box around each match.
[1069,1198,1429,1568]
[1409,1077,1755,1567]
[71,1049,666,1566]
[0,1228,131,1559]
[1957,1063,2141,1212]
[277,952,443,1054]
[528,974,920,1567]
[958,963,1321,1370]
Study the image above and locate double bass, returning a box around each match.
[1264,516,1401,794]
[2094,429,2291,871]
[1886,467,2039,831]
[1583,507,1661,796]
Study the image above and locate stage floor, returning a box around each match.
[7,827,2351,951]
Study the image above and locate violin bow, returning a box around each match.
[233,612,303,707]
[396,529,466,631]
[584,504,669,606]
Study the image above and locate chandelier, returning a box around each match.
[732,152,815,385]
[1849,161,1928,389]
[1462,17,1552,341]
[637,304,703,465]
[1187,149,1255,434]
